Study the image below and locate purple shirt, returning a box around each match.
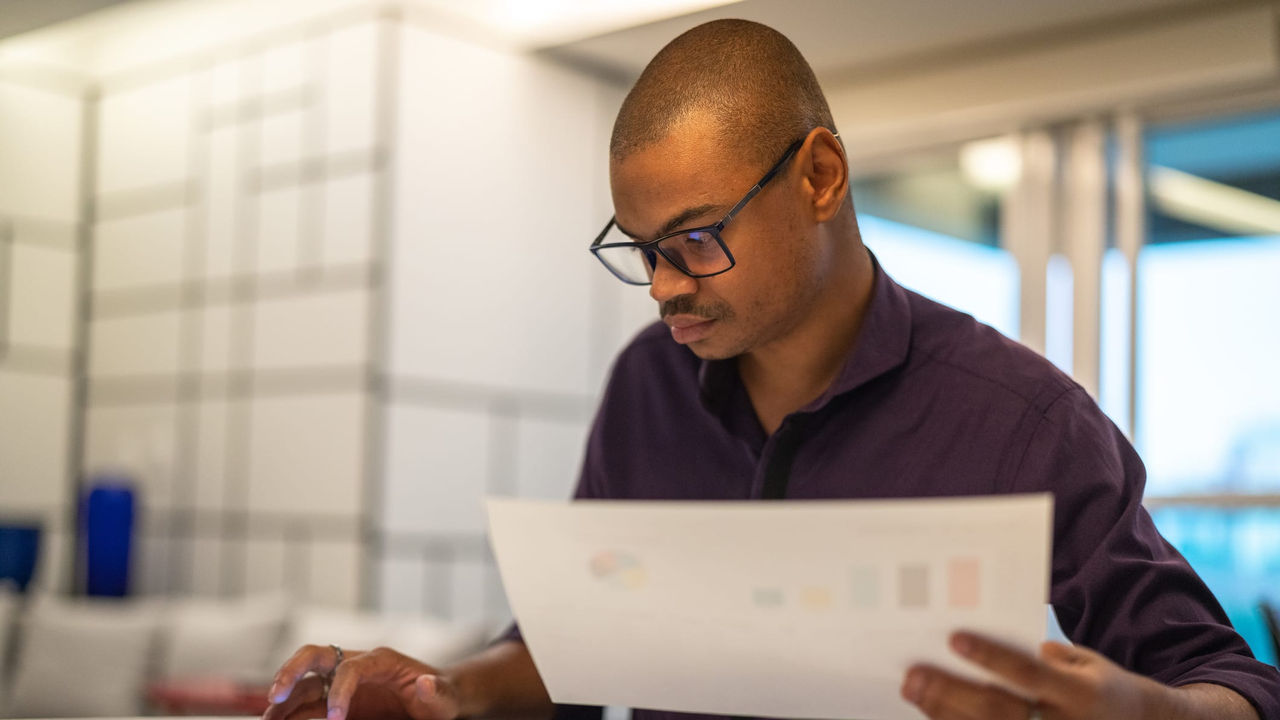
[515,256,1280,720]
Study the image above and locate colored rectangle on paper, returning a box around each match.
[800,586,833,610]
[898,564,929,608]
[753,587,785,608]
[948,557,981,608]
[849,565,879,609]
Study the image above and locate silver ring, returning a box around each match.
[329,644,345,671]
[323,644,344,696]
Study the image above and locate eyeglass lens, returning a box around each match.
[595,227,730,283]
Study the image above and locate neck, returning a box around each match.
[738,241,875,436]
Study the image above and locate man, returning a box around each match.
[264,19,1280,720]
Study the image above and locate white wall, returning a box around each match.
[0,75,83,594]
[0,1,645,624]
[81,11,386,605]
[376,21,634,621]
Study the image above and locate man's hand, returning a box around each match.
[900,632,1259,720]
[263,644,460,720]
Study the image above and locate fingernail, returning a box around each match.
[328,708,342,720]
[902,669,926,704]
[416,675,435,698]
[267,684,282,703]
[952,633,974,656]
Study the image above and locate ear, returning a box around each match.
[799,127,848,223]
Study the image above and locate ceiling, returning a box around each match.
[539,0,1268,83]
[0,0,1269,84]
[0,0,134,41]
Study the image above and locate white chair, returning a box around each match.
[6,595,162,718]
[0,581,18,714]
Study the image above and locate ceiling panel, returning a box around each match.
[0,0,135,42]
[539,0,1260,83]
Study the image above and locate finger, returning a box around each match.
[327,652,393,720]
[326,659,363,720]
[1041,640,1088,666]
[950,632,1065,698]
[264,674,327,720]
[275,697,327,720]
[270,645,344,704]
[902,665,1031,720]
[325,647,442,720]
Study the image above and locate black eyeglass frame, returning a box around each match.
[589,137,808,286]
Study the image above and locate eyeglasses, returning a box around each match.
[589,137,806,285]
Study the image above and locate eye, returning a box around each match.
[641,247,659,269]
[680,231,718,253]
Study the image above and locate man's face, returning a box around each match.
[609,117,825,361]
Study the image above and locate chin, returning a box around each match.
[685,339,741,362]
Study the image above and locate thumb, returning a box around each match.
[412,674,460,718]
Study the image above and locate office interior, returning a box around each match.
[0,0,1277,715]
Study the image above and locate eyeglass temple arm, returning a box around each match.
[717,139,805,230]
[590,217,617,247]
[718,186,764,230]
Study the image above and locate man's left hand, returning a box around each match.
[900,632,1172,720]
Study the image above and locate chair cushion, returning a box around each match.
[0,581,19,712]
[7,596,161,717]
[158,594,289,683]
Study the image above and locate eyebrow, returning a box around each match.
[614,203,724,241]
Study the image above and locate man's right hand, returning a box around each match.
[264,644,461,720]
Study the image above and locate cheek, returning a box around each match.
[725,262,793,322]
[718,208,816,318]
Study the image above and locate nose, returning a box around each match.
[649,254,698,304]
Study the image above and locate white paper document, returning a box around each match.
[486,494,1053,720]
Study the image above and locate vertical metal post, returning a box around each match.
[0,216,11,361]
[69,86,101,595]
[362,5,402,611]
[171,49,211,596]
[1113,113,1145,440]
[1063,120,1108,398]
[1002,130,1057,355]
[225,42,265,599]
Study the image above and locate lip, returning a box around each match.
[664,314,716,344]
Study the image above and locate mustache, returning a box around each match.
[660,296,734,321]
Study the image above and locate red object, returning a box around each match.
[146,677,272,716]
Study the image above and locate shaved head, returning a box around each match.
[600,20,870,375]
[610,19,836,170]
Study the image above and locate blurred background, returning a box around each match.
[0,0,1278,710]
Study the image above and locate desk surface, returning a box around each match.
[146,678,270,716]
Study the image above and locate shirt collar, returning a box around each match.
[697,249,912,416]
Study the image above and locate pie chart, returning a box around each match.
[589,550,647,589]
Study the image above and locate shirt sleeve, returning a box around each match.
[1008,385,1280,717]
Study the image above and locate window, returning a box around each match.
[1135,107,1280,664]
[852,143,1020,339]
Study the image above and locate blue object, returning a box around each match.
[1151,506,1280,667]
[0,521,41,592]
[83,479,136,597]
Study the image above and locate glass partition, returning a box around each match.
[1136,107,1280,664]
[852,142,1019,339]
